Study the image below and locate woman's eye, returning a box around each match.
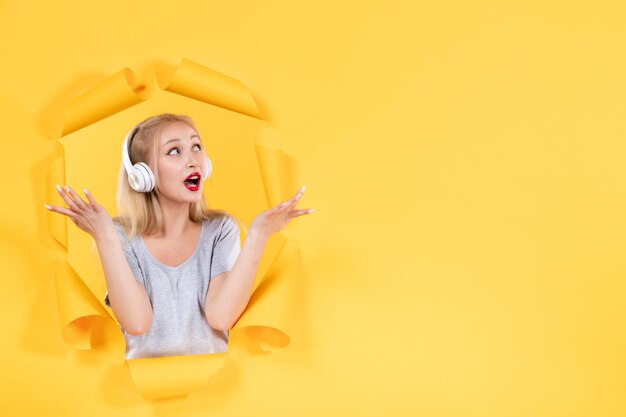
[167,144,200,155]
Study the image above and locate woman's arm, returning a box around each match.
[96,227,153,335]
[204,231,267,331]
[46,185,153,335]
[204,185,312,330]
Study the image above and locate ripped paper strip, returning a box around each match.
[48,58,304,400]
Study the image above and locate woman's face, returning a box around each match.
[151,121,207,205]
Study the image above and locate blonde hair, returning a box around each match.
[112,113,241,239]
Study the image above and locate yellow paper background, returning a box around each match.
[2,1,626,415]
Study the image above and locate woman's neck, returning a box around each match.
[154,198,194,238]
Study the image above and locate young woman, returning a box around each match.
[45,113,313,359]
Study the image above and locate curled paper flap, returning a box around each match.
[254,140,298,208]
[61,68,146,136]
[156,58,264,120]
[50,58,305,399]
[232,236,302,351]
[55,260,109,349]
[46,154,67,247]
[126,353,228,400]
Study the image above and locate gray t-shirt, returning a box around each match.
[104,215,241,360]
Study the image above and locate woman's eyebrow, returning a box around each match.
[163,134,200,145]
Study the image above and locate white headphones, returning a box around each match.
[122,124,212,193]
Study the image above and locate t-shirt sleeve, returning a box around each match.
[104,224,147,308]
[210,217,242,280]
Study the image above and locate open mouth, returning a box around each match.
[184,172,201,191]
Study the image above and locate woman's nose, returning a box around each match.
[187,157,201,171]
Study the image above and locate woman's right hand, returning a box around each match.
[45,185,114,241]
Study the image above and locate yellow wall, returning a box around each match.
[2,1,625,415]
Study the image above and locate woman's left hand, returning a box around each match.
[248,186,313,240]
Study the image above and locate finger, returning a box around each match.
[290,185,306,203]
[276,187,306,211]
[273,200,290,213]
[63,185,88,210]
[83,188,99,208]
[45,204,77,218]
[288,208,314,218]
[56,184,82,211]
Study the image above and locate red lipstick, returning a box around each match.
[184,171,201,191]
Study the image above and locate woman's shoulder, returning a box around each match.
[111,218,125,234]
[202,213,231,228]
[201,212,240,235]
[111,217,137,243]
[201,210,236,224]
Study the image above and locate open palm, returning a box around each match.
[249,186,313,239]
[45,185,114,241]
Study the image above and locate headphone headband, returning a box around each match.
[121,126,138,174]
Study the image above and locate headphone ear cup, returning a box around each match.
[122,125,156,193]
[133,162,156,192]
[203,155,212,180]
